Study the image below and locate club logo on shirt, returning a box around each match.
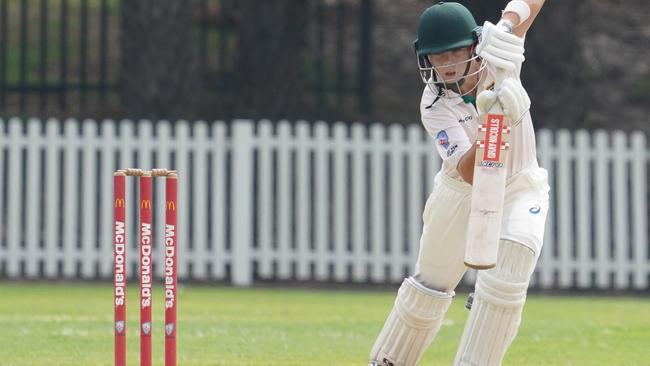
[436,130,449,149]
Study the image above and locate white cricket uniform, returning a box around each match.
[414,68,550,293]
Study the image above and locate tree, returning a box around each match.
[458,0,587,129]
[227,0,310,119]
[522,0,587,129]
[120,0,200,120]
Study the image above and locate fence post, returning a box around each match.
[230,119,254,286]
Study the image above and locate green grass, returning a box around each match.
[0,282,648,365]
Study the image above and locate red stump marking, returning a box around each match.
[114,174,126,366]
[165,174,178,366]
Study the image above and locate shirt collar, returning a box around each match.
[438,88,466,106]
[438,77,491,107]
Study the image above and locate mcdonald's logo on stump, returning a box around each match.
[113,168,178,366]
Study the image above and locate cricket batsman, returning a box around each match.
[368,1,549,365]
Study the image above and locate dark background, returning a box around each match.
[0,0,648,131]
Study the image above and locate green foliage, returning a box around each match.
[0,283,648,365]
[2,0,120,83]
[627,78,650,103]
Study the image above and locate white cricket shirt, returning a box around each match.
[420,69,539,182]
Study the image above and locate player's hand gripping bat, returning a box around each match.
[464,66,511,270]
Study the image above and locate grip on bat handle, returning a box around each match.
[487,67,507,114]
[494,67,507,86]
[493,20,514,87]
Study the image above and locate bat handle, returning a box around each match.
[486,67,507,114]
[493,67,507,87]
[492,20,514,87]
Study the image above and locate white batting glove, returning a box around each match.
[477,78,530,125]
[476,89,498,115]
[477,21,525,71]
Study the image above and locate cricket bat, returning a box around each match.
[464,69,511,269]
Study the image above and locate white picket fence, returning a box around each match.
[0,117,648,290]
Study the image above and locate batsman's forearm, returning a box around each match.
[502,0,545,38]
[457,144,477,185]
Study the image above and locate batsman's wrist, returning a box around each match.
[503,0,531,26]
[497,19,515,33]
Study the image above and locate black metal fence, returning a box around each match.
[0,0,373,120]
[0,0,118,117]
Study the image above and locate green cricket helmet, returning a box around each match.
[414,2,485,96]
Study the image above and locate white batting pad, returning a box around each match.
[453,240,536,366]
[369,276,453,366]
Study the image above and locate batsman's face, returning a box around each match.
[427,47,481,95]
[427,47,475,83]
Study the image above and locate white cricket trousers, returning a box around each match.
[413,166,550,292]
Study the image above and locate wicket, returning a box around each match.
[114,168,178,366]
